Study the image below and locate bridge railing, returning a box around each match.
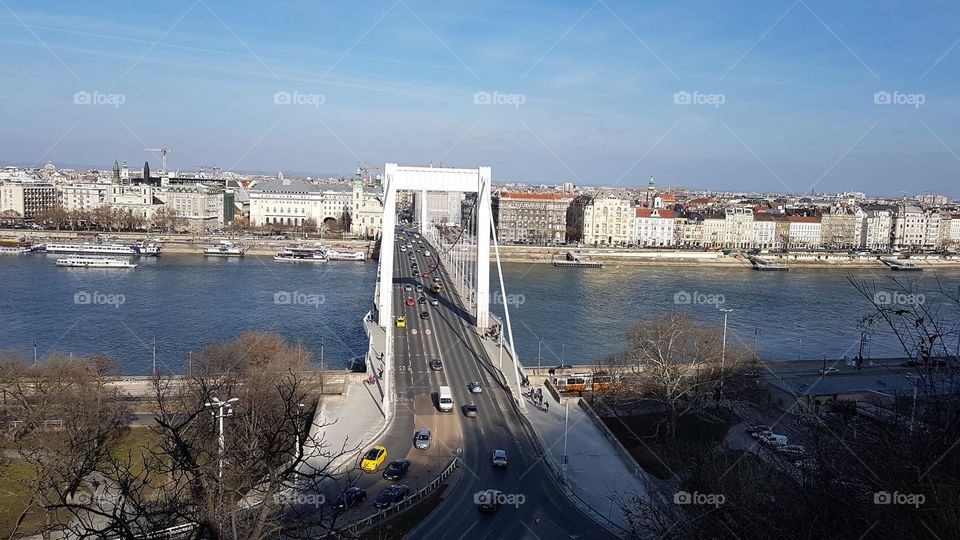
[344,456,460,535]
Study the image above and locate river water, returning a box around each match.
[1,253,958,374]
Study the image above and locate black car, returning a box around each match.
[383,459,411,481]
[418,296,427,304]
[374,484,410,509]
[420,311,430,319]
[429,358,442,370]
[463,404,478,418]
[333,486,366,510]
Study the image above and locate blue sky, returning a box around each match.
[1,0,959,196]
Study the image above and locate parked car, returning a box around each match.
[383,459,411,481]
[758,432,788,447]
[491,449,508,467]
[333,486,366,511]
[374,484,410,509]
[414,428,431,449]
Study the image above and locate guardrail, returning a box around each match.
[346,456,459,535]
[577,398,646,480]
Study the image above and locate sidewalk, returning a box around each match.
[303,380,385,475]
[524,384,649,533]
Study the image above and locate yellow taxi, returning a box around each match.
[396,316,406,328]
[361,445,388,472]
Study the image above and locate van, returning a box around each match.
[438,386,454,412]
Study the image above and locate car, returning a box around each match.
[418,296,427,304]
[477,489,502,512]
[422,272,430,278]
[429,358,442,370]
[373,484,410,509]
[414,428,432,449]
[758,432,788,447]
[744,423,770,435]
[400,247,407,252]
[464,404,478,418]
[415,285,423,293]
[818,367,840,376]
[492,449,508,467]
[383,459,411,481]
[360,446,387,472]
[405,297,415,306]
[433,276,441,282]
[420,311,430,319]
[333,486,367,510]
[430,298,439,306]
[404,284,412,291]
[468,381,482,393]
[395,316,406,328]
[777,445,807,458]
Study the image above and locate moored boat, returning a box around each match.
[204,241,245,257]
[274,246,327,262]
[55,256,138,269]
[324,248,365,261]
[44,242,161,257]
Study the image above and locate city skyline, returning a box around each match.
[2,1,959,196]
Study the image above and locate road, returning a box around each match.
[390,228,615,539]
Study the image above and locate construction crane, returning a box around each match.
[144,148,171,173]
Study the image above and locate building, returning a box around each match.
[248,176,382,236]
[569,195,634,246]
[59,182,111,212]
[350,169,383,238]
[820,208,859,249]
[787,215,822,249]
[752,213,778,249]
[677,214,704,247]
[159,184,225,231]
[861,209,893,250]
[493,191,573,244]
[634,208,675,247]
[948,216,960,249]
[724,207,754,249]
[702,215,726,248]
[892,205,927,249]
[0,181,57,219]
[413,190,465,226]
[109,183,162,221]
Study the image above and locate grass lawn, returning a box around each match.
[602,412,734,479]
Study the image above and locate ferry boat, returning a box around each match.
[324,248,365,261]
[274,246,327,262]
[204,241,245,257]
[0,245,31,254]
[55,256,138,269]
[43,242,162,257]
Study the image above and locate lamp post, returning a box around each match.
[720,309,733,404]
[537,336,543,375]
[205,396,238,482]
[293,402,305,462]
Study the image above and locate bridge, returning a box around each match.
[340,164,618,538]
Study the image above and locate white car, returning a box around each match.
[468,381,482,393]
[818,367,839,376]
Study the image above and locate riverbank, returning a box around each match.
[5,228,960,268]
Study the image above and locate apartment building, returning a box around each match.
[787,215,822,249]
[568,195,634,246]
[493,191,573,243]
[634,208,675,247]
[0,181,57,219]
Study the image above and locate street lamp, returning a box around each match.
[204,396,238,482]
[720,309,733,404]
[293,402,305,462]
[537,336,543,375]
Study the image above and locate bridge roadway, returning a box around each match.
[378,229,614,539]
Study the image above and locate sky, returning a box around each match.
[1,0,959,196]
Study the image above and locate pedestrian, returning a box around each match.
[545,401,549,412]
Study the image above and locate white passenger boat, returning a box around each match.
[324,248,365,261]
[204,241,245,257]
[0,245,31,254]
[55,256,138,269]
[274,246,327,262]
[44,242,161,256]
